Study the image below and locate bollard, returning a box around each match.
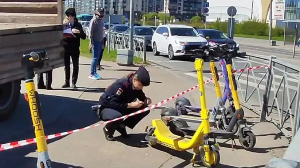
[143,37,147,64]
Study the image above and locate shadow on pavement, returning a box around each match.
[79,63,112,68]
[0,93,99,167]
[115,133,148,148]
[218,143,288,154]
[52,87,106,93]
[151,145,257,168]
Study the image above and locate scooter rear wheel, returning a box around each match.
[200,148,220,167]
[239,131,256,150]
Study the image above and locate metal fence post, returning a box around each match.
[113,33,116,50]
[260,56,276,122]
[143,37,146,64]
[107,32,110,54]
[293,71,300,136]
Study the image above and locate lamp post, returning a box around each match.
[129,0,134,50]
[164,0,167,24]
[269,0,273,45]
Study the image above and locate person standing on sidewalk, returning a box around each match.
[97,26,107,70]
[89,8,105,80]
[62,8,86,88]
[37,70,53,90]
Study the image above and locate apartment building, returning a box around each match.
[146,0,164,13]
[164,0,206,20]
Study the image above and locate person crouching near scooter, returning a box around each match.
[98,66,152,141]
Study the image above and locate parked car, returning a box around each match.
[109,24,129,33]
[146,26,157,31]
[197,29,240,55]
[151,24,208,60]
[108,25,129,43]
[123,26,154,50]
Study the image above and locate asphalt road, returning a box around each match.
[145,40,300,137]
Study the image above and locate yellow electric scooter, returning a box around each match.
[145,50,220,167]
[21,50,52,168]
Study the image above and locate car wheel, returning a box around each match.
[152,42,160,56]
[168,45,175,60]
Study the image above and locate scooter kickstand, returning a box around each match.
[190,147,200,167]
[231,138,236,151]
[191,153,197,167]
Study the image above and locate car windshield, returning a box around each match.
[150,27,157,31]
[203,31,228,39]
[134,27,153,35]
[114,26,129,32]
[170,28,197,36]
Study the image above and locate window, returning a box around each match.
[170,28,197,36]
[114,26,129,32]
[156,27,164,34]
[202,30,228,39]
[161,27,169,34]
[134,28,154,35]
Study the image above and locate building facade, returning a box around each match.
[206,0,300,23]
[164,0,206,21]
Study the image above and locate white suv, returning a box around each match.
[151,24,208,60]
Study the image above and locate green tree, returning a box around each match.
[142,12,158,21]
[190,16,201,24]
[158,13,170,23]
[170,16,176,22]
[122,16,125,24]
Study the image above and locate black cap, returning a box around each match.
[97,7,105,13]
[65,8,76,16]
[136,66,150,86]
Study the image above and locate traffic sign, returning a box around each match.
[204,2,209,8]
[203,7,209,13]
[227,6,237,17]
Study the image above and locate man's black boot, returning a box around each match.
[103,126,115,141]
[116,124,128,138]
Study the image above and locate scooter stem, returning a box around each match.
[226,63,241,110]
[21,51,52,168]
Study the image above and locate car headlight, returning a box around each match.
[137,38,144,43]
[236,43,239,48]
[175,40,186,46]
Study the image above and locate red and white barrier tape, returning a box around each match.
[0,64,269,152]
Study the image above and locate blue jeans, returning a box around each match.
[91,41,102,75]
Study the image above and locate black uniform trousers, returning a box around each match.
[64,48,80,85]
[37,70,53,88]
[101,105,150,132]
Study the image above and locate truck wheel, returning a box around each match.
[0,80,21,121]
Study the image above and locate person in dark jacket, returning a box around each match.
[62,8,86,88]
[37,70,53,90]
[98,66,152,141]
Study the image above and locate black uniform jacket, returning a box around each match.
[99,77,146,112]
[63,19,86,51]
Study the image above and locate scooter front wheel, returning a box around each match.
[239,131,256,150]
[200,148,220,167]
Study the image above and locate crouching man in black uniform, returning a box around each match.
[98,66,152,141]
